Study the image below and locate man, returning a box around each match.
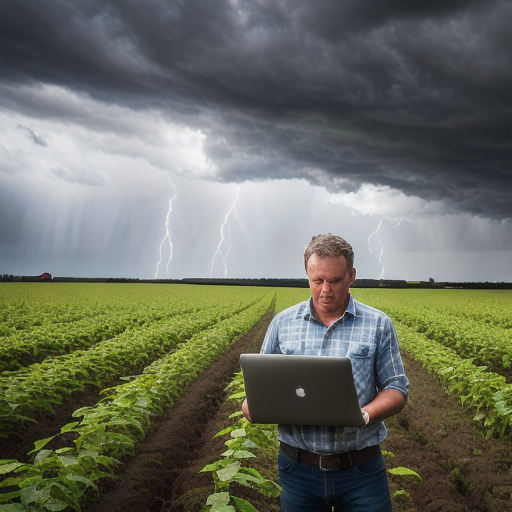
[242,234,409,512]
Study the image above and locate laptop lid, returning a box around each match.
[239,353,364,427]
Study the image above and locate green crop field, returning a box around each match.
[0,284,510,511]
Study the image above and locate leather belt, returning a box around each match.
[280,442,381,471]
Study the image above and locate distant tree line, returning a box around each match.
[1,274,511,289]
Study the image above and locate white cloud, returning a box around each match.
[0,84,218,189]
[327,183,445,218]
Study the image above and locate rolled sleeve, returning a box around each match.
[376,318,409,398]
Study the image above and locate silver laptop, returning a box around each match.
[239,354,365,427]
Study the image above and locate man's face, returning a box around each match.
[306,254,356,320]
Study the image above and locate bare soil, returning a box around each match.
[4,310,511,511]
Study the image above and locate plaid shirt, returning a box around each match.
[261,295,409,454]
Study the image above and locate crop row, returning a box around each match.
[0,284,129,332]
[394,322,512,439]
[0,283,268,334]
[352,289,512,377]
[0,313,147,372]
[0,286,266,372]
[382,307,510,374]
[0,300,103,333]
[0,293,270,437]
[358,289,511,329]
[0,293,274,511]
[423,289,512,329]
[0,284,270,372]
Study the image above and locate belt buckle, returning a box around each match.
[318,454,339,471]
[319,451,352,471]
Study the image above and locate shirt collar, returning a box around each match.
[302,294,356,321]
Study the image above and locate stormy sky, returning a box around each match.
[1,0,511,282]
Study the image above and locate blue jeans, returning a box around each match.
[278,448,392,512]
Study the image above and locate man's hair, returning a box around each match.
[304,234,354,273]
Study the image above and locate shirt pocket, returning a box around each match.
[349,344,374,386]
[350,344,372,359]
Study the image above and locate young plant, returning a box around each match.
[200,372,281,512]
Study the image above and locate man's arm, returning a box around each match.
[367,315,408,425]
[362,388,407,425]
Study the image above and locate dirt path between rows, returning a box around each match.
[5,309,512,511]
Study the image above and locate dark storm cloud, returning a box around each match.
[1,0,511,218]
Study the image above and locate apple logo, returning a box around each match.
[295,386,306,397]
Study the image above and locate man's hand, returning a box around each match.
[242,398,252,422]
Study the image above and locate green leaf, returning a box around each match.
[43,481,80,511]
[0,462,24,475]
[30,436,58,454]
[105,431,135,446]
[60,422,80,433]
[19,484,45,504]
[72,406,94,418]
[44,499,74,512]
[55,447,74,455]
[0,490,23,504]
[206,492,230,506]
[92,455,119,470]
[214,426,236,438]
[200,460,229,473]
[233,450,256,460]
[58,456,80,468]
[19,476,43,490]
[66,473,97,491]
[232,473,265,489]
[238,467,263,478]
[0,504,33,511]
[228,391,246,400]
[232,496,259,512]
[388,467,422,483]
[33,450,53,465]
[216,461,241,482]
[0,476,25,490]
[230,428,246,439]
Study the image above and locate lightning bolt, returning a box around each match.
[367,217,403,279]
[210,186,241,278]
[155,175,179,279]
